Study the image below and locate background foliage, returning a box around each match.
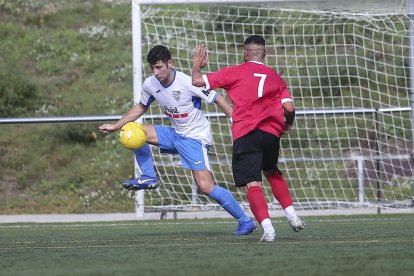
[0,0,412,214]
[0,0,136,214]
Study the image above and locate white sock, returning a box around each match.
[284,206,297,221]
[261,218,275,233]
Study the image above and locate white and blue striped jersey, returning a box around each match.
[141,70,218,145]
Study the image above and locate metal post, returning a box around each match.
[375,110,382,214]
[191,178,199,205]
[408,0,414,206]
[132,0,144,218]
[357,157,365,205]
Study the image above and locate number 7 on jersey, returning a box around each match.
[254,73,267,98]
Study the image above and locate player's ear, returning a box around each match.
[243,49,249,60]
[167,59,173,68]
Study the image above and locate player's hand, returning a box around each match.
[193,44,208,68]
[282,123,293,135]
[98,124,118,134]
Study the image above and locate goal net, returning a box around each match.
[132,0,414,213]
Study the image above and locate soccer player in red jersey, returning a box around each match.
[192,35,305,242]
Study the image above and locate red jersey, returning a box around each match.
[204,61,292,140]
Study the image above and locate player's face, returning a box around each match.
[150,59,174,85]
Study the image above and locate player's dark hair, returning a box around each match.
[244,35,266,46]
[147,45,172,65]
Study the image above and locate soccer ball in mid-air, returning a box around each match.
[119,122,147,150]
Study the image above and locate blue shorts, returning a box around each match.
[154,125,211,171]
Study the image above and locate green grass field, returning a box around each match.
[0,214,413,276]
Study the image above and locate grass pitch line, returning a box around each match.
[0,215,408,229]
[0,220,236,229]
[1,237,410,251]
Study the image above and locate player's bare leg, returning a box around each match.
[193,169,256,236]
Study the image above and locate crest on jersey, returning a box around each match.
[172,90,181,102]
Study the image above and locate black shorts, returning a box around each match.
[232,129,281,187]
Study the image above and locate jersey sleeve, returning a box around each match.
[186,75,218,104]
[279,79,293,104]
[140,80,156,107]
[204,66,232,91]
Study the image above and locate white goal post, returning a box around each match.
[131,0,414,217]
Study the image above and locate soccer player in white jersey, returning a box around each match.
[99,45,256,236]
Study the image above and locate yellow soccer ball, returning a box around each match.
[119,122,147,150]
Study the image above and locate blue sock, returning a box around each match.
[209,185,251,222]
[133,144,156,178]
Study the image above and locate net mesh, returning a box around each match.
[135,1,413,211]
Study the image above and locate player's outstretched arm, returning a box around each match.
[282,101,295,135]
[214,94,233,119]
[99,103,147,134]
[192,44,208,87]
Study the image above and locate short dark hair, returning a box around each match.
[244,35,266,46]
[147,45,171,65]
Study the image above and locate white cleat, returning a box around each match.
[260,231,276,242]
[289,216,306,232]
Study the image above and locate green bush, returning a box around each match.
[0,59,39,117]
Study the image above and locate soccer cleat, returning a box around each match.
[122,175,158,191]
[260,231,276,242]
[234,219,256,236]
[288,216,306,232]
